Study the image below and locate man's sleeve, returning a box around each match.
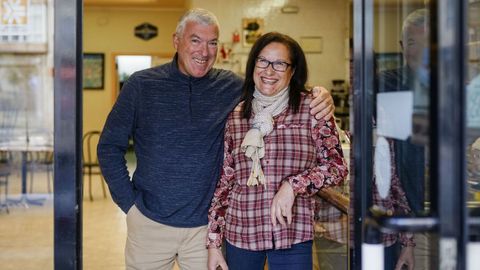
[97,78,138,213]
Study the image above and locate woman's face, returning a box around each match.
[253,42,294,96]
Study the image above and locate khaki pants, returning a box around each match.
[125,205,208,270]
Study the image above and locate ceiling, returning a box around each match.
[83,0,187,8]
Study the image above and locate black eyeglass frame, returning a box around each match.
[255,57,292,72]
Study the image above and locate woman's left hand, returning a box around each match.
[271,181,295,226]
[394,246,415,270]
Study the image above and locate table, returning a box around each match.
[0,139,53,207]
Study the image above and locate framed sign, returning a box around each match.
[242,18,264,47]
[374,52,403,73]
[83,53,104,89]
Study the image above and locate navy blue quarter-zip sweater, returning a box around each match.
[97,55,243,227]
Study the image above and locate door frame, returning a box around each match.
[53,0,83,269]
[110,52,173,105]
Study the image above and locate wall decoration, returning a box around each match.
[134,22,158,41]
[300,36,323,53]
[242,18,264,47]
[83,53,104,90]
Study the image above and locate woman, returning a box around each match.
[206,32,348,270]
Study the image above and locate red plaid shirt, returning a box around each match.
[348,140,415,247]
[207,93,349,251]
[371,140,415,247]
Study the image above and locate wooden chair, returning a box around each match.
[82,131,107,201]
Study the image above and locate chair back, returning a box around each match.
[82,131,107,200]
[82,131,101,165]
[27,150,54,165]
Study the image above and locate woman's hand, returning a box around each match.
[208,248,228,270]
[394,246,415,270]
[271,181,295,226]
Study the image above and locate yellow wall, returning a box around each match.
[83,2,357,135]
[82,3,426,136]
[374,6,403,53]
[83,7,184,134]
[190,0,351,90]
[373,5,424,53]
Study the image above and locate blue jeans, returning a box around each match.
[384,242,401,270]
[225,240,313,270]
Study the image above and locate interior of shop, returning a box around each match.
[0,0,479,269]
[0,1,352,268]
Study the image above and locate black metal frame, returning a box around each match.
[352,0,469,269]
[434,0,468,268]
[54,0,83,269]
[352,0,374,267]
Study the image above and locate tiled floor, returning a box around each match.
[0,153,349,270]
[0,172,127,270]
[0,194,54,270]
[0,152,184,270]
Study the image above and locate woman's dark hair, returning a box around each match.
[241,32,309,119]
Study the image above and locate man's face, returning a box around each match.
[173,21,219,78]
[401,25,428,70]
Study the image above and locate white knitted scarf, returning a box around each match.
[241,86,290,187]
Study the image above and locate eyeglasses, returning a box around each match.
[255,57,291,72]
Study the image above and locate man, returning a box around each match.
[97,8,334,270]
[376,8,430,270]
[377,7,429,218]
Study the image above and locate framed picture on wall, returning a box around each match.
[374,52,403,73]
[242,18,264,47]
[83,53,105,89]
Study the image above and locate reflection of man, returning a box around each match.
[377,8,429,217]
[378,9,428,214]
[376,8,430,270]
[378,8,429,99]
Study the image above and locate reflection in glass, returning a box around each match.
[467,2,480,268]
[467,0,480,205]
[373,1,434,269]
[0,1,54,269]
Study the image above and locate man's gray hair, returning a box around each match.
[175,8,220,35]
[402,8,429,34]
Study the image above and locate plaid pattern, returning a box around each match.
[348,140,415,247]
[207,93,348,251]
[372,140,415,247]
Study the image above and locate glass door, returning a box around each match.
[0,0,82,269]
[466,0,480,269]
[351,0,477,269]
